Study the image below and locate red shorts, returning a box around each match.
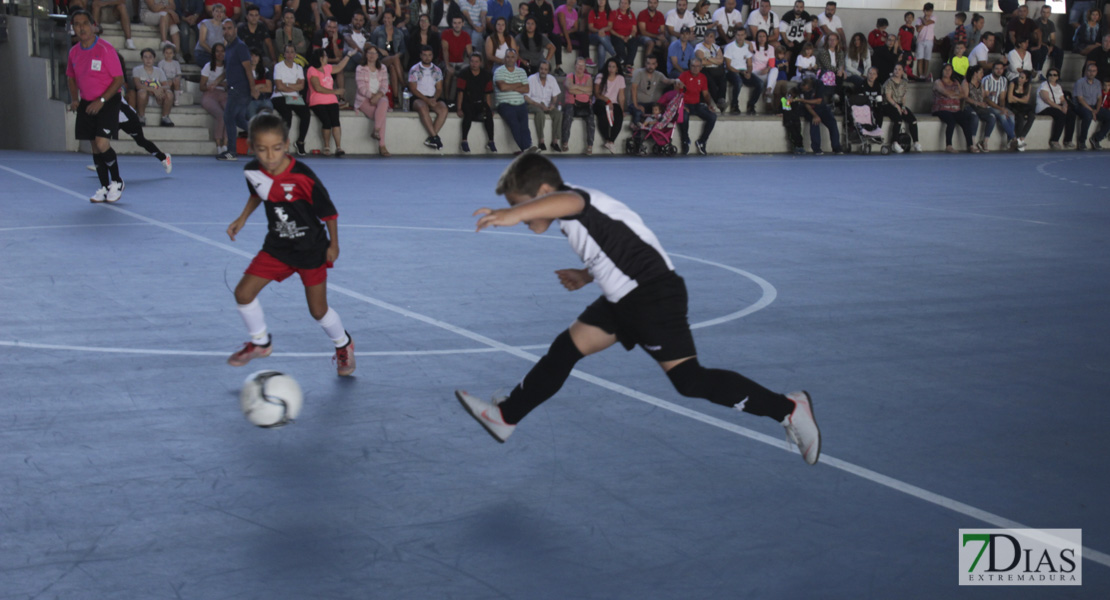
[245,251,331,287]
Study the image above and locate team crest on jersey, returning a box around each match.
[279,183,296,201]
[272,206,309,239]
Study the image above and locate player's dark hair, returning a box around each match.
[249,112,289,142]
[496,151,564,198]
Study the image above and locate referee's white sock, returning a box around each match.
[236,299,270,346]
[316,307,349,347]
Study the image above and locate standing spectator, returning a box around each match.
[525,59,563,150]
[245,48,274,118]
[592,57,625,152]
[158,44,184,105]
[1031,4,1063,74]
[194,3,228,66]
[1073,8,1104,55]
[141,0,182,51]
[1073,61,1110,150]
[460,0,488,49]
[713,0,744,44]
[913,2,935,81]
[793,75,840,154]
[308,46,352,156]
[372,11,408,106]
[1003,5,1037,53]
[1005,37,1033,82]
[272,42,312,155]
[239,4,275,62]
[637,0,668,68]
[485,16,519,67]
[219,18,254,161]
[517,16,555,74]
[410,45,450,149]
[553,0,589,68]
[442,16,474,103]
[724,27,760,114]
[982,60,1016,150]
[897,11,916,77]
[587,0,617,66]
[456,51,497,152]
[666,0,696,41]
[276,9,310,57]
[1036,68,1076,149]
[1006,69,1035,151]
[561,56,597,153]
[408,14,444,71]
[355,45,391,155]
[66,10,127,203]
[880,63,920,153]
[745,0,778,46]
[610,0,639,73]
[691,0,714,44]
[200,42,230,155]
[695,28,727,111]
[493,48,534,152]
[845,32,870,88]
[133,48,175,126]
[968,31,993,68]
[816,1,843,46]
[677,58,718,155]
[668,26,697,78]
[932,63,979,153]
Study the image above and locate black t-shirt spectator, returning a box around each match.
[238,22,270,55]
[407,29,443,69]
[859,79,883,107]
[288,0,318,25]
[1004,18,1038,49]
[527,0,554,35]
[1087,46,1110,82]
[456,66,493,105]
[313,30,347,60]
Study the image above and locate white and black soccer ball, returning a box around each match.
[240,370,303,428]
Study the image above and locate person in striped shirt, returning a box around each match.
[982,60,1016,150]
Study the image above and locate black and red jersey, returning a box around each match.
[243,158,338,269]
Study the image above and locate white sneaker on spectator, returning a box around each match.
[125,39,136,50]
[781,391,820,465]
[105,181,123,203]
[162,153,172,174]
[912,142,922,152]
[891,141,903,154]
[90,186,108,203]
[455,390,515,443]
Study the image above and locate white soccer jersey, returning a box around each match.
[557,185,675,303]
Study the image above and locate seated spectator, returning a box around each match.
[628,54,678,124]
[275,9,309,58]
[665,0,695,42]
[524,59,563,150]
[355,46,392,156]
[962,65,1002,152]
[372,11,409,106]
[308,46,352,156]
[254,0,282,29]
[949,41,969,81]
[872,30,900,83]
[610,0,639,73]
[409,45,450,149]
[793,74,840,154]
[778,0,810,75]
[690,0,713,44]
[1086,34,1110,82]
[272,42,312,155]
[1036,68,1076,149]
[158,44,184,106]
[637,0,668,69]
[315,18,350,106]
[442,16,475,103]
[592,57,625,152]
[238,4,275,63]
[86,0,135,49]
[456,51,497,152]
[553,0,589,67]
[668,26,697,78]
[508,2,527,36]
[982,60,1016,150]
[342,12,375,66]
[365,0,400,27]
[724,28,760,115]
[246,47,274,118]
[285,0,317,41]
[459,0,487,49]
[695,28,727,111]
[844,32,870,88]
[879,63,919,153]
[1031,4,1064,74]
[408,14,444,71]
[176,0,206,63]
[1073,62,1110,150]
[141,0,181,51]
[1006,69,1035,151]
[932,63,979,153]
[194,3,228,67]
[493,47,534,152]
[1073,8,1105,55]
[517,16,555,75]
[793,41,818,81]
[434,0,467,35]
[816,31,845,101]
[199,42,229,155]
[857,65,882,110]
[1005,37,1032,82]
[485,16,519,68]
[745,0,778,47]
[1003,5,1037,53]
[408,0,433,29]
[751,29,782,107]
[937,10,967,61]
[1092,79,1110,149]
[561,57,597,153]
[486,0,513,33]
[817,0,844,46]
[968,31,993,68]
[967,12,986,50]
[677,57,718,155]
[132,48,175,126]
[322,0,362,26]
[205,0,241,21]
[588,0,617,67]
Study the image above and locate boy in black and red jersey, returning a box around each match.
[225,113,355,376]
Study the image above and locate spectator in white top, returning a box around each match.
[968,32,994,68]
[746,0,779,46]
[665,0,696,42]
[409,45,450,149]
[844,32,870,88]
[524,59,563,150]
[695,28,727,110]
[132,47,174,126]
[158,44,183,106]
[724,27,760,115]
[779,1,811,68]
[712,0,744,43]
[1005,37,1033,82]
[271,43,311,155]
[816,1,844,45]
[1036,68,1077,149]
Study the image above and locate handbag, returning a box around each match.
[285,94,305,106]
[819,69,837,87]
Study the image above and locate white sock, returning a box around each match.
[236,299,270,345]
[316,307,349,347]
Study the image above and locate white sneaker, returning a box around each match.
[1017,137,1027,149]
[86,164,97,172]
[891,141,904,154]
[781,391,820,465]
[455,390,515,443]
[105,180,123,203]
[912,142,922,152]
[125,39,136,50]
[162,153,172,174]
[90,186,108,203]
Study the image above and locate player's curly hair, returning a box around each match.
[248,112,289,142]
[495,151,564,198]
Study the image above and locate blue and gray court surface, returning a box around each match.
[1,150,1108,598]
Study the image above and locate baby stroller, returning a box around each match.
[625,90,685,157]
[844,94,884,154]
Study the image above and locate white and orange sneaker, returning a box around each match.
[334,333,355,376]
[228,339,272,366]
[455,390,515,443]
[782,391,821,465]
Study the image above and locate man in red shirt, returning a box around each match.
[637,0,667,68]
[441,16,474,108]
[677,58,717,155]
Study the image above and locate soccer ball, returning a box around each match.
[240,370,303,428]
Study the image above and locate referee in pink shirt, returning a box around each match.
[66,10,126,203]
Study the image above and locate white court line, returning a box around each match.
[0,340,547,357]
[3,162,1108,569]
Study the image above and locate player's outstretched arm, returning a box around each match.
[227,196,263,241]
[555,268,593,291]
[473,191,586,231]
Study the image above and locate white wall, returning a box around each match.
[0,16,72,152]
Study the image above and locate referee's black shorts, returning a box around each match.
[75,95,122,141]
[576,272,697,363]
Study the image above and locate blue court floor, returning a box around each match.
[1,149,1108,599]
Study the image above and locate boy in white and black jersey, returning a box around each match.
[456,152,821,465]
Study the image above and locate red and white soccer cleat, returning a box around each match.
[782,391,821,465]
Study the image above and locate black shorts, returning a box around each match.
[577,272,697,362]
[75,95,122,141]
[310,103,341,129]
